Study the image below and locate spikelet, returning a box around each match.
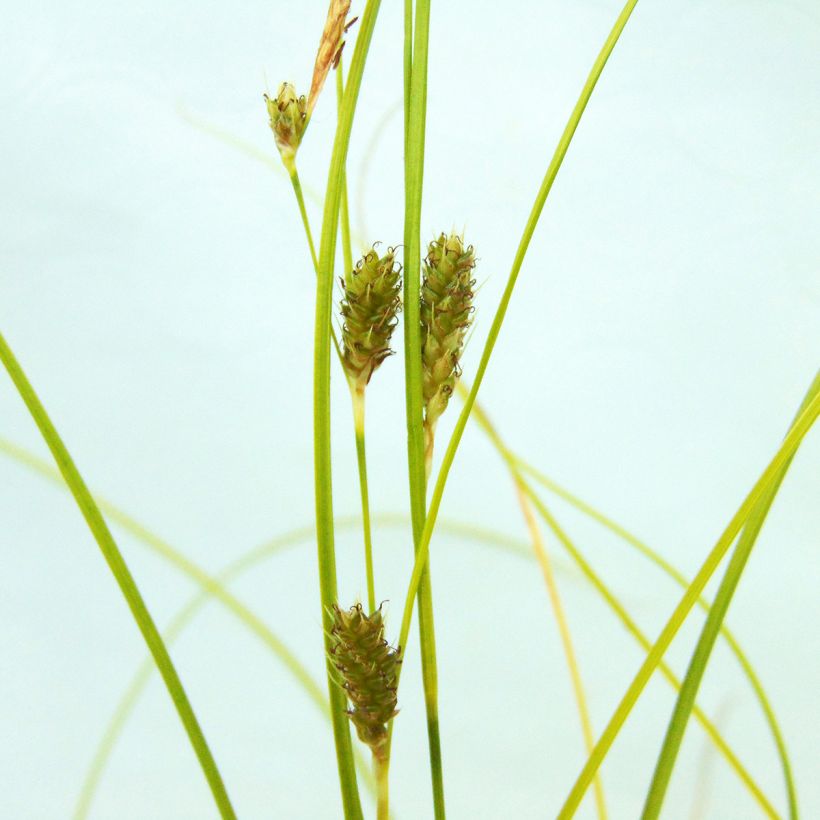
[264,82,307,171]
[421,232,476,435]
[328,603,401,761]
[340,246,402,390]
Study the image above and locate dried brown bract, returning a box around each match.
[307,0,358,117]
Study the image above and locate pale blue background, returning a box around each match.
[1,0,819,817]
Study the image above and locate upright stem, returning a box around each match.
[288,58,379,631]
[402,1,446,816]
[288,162,345,369]
[351,385,376,613]
[289,168,319,272]
[338,56,375,613]
[403,0,412,153]
[0,332,236,820]
[337,62,354,277]
[313,2,383,817]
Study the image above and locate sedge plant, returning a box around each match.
[3,1,818,818]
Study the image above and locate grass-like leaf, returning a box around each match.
[0,333,237,819]
[556,389,820,817]
[513,452,798,816]
[641,372,819,819]
[0,437,382,816]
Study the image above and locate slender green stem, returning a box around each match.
[313,3,382,816]
[351,386,377,612]
[556,391,820,817]
[403,0,430,532]
[642,373,819,820]
[289,134,384,636]
[403,0,412,154]
[290,169,319,272]
[467,395,780,817]
[394,0,641,710]
[0,332,236,820]
[337,60,355,277]
[338,56,375,614]
[287,165,342,368]
[288,66,374,619]
[402,1,446,816]
[512,448,798,818]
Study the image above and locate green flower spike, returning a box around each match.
[340,245,403,391]
[328,603,401,761]
[421,232,476,472]
[264,82,307,172]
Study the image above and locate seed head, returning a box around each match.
[340,246,402,389]
[264,82,307,169]
[421,232,476,430]
[328,603,401,760]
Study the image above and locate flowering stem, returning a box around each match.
[402,1,446,816]
[337,56,376,614]
[313,1,383,815]
[350,384,377,613]
[289,169,319,272]
[336,60,355,277]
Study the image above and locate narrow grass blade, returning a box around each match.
[336,56,355,277]
[0,436,381,815]
[512,450,798,817]
[556,390,820,817]
[641,372,819,819]
[0,332,236,819]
